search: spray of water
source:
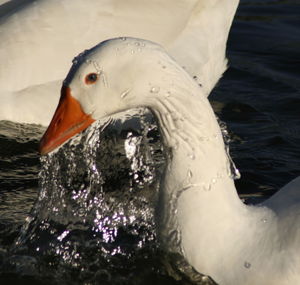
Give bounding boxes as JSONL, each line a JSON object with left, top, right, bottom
{"left": 9, "top": 109, "right": 166, "bottom": 283}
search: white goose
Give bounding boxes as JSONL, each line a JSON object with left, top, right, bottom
{"left": 39, "top": 38, "right": 300, "bottom": 285}
{"left": 0, "top": 0, "right": 238, "bottom": 125}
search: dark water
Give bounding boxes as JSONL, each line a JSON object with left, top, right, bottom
{"left": 0, "top": 0, "right": 300, "bottom": 284}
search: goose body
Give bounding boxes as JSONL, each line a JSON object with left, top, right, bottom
{"left": 40, "top": 38, "right": 300, "bottom": 284}
{"left": 0, "top": 0, "right": 238, "bottom": 125}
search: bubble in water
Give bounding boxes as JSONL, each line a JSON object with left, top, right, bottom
{"left": 244, "top": 261, "right": 251, "bottom": 269}
{"left": 120, "top": 88, "right": 131, "bottom": 99}
{"left": 203, "top": 183, "right": 211, "bottom": 191}
{"left": 188, "top": 153, "right": 196, "bottom": 160}
{"left": 217, "top": 172, "right": 224, "bottom": 179}
{"left": 150, "top": 86, "right": 160, "bottom": 93}
{"left": 229, "top": 167, "right": 241, "bottom": 180}
{"left": 92, "top": 61, "right": 102, "bottom": 74}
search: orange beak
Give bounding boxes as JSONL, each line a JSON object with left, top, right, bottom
{"left": 39, "top": 86, "right": 95, "bottom": 155}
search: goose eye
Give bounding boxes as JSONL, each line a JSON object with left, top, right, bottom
{"left": 85, "top": 73, "right": 98, "bottom": 85}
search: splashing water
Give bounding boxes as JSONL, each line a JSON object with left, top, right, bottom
{"left": 217, "top": 117, "right": 241, "bottom": 180}
{"left": 8, "top": 109, "right": 169, "bottom": 284}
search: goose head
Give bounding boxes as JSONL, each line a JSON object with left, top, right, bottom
{"left": 40, "top": 37, "right": 189, "bottom": 155}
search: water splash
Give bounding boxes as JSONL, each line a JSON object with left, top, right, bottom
{"left": 11, "top": 110, "right": 165, "bottom": 283}
{"left": 218, "top": 117, "right": 241, "bottom": 180}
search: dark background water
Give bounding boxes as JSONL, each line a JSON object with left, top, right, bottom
{"left": 216, "top": 0, "right": 300, "bottom": 199}
{"left": 0, "top": 0, "right": 299, "bottom": 284}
